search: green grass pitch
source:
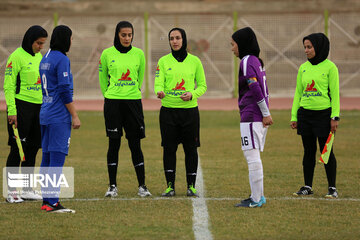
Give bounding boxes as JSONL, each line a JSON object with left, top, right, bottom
{"left": 0, "top": 110, "right": 359, "bottom": 239}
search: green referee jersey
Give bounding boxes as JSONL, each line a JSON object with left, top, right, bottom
{"left": 3, "top": 47, "right": 43, "bottom": 115}
{"left": 154, "top": 53, "right": 207, "bottom": 108}
{"left": 291, "top": 59, "right": 340, "bottom": 121}
{"left": 99, "top": 46, "right": 145, "bottom": 99}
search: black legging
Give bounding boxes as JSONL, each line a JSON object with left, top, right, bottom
{"left": 301, "top": 134, "right": 337, "bottom": 188}
{"left": 163, "top": 143, "right": 198, "bottom": 189}
{"left": 7, "top": 143, "right": 39, "bottom": 191}
{"left": 107, "top": 137, "right": 145, "bottom": 187}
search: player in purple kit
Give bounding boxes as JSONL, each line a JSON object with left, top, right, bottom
{"left": 39, "top": 25, "right": 80, "bottom": 213}
{"left": 231, "top": 27, "right": 273, "bottom": 208}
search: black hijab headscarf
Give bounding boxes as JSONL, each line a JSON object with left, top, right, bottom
{"left": 50, "top": 25, "right": 72, "bottom": 55}
{"left": 232, "top": 27, "right": 260, "bottom": 59}
{"left": 114, "top": 21, "right": 133, "bottom": 53}
{"left": 22, "top": 25, "right": 48, "bottom": 56}
{"left": 303, "top": 33, "right": 329, "bottom": 65}
{"left": 169, "top": 27, "right": 188, "bottom": 62}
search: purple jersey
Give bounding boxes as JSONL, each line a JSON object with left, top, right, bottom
{"left": 238, "top": 55, "right": 269, "bottom": 122}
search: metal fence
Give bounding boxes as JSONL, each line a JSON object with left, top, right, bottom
{"left": 1, "top": 11, "right": 359, "bottom": 99}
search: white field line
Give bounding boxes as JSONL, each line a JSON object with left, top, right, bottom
{"left": 1, "top": 196, "right": 360, "bottom": 204}
{"left": 192, "top": 155, "right": 213, "bottom": 240}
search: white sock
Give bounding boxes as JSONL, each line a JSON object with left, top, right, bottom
{"left": 243, "top": 148, "right": 263, "bottom": 202}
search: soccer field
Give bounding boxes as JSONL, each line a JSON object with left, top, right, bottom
{"left": 0, "top": 110, "right": 359, "bottom": 240}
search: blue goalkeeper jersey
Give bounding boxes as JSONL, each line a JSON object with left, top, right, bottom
{"left": 39, "top": 50, "right": 73, "bottom": 125}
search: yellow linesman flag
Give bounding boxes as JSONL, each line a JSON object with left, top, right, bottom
{"left": 12, "top": 124, "right": 25, "bottom": 162}
{"left": 319, "top": 132, "right": 334, "bottom": 164}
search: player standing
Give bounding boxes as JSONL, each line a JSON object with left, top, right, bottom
{"left": 291, "top": 33, "right": 340, "bottom": 198}
{"left": 231, "top": 27, "right": 273, "bottom": 208}
{"left": 154, "top": 28, "right": 207, "bottom": 197}
{"left": 99, "top": 21, "right": 151, "bottom": 198}
{"left": 3, "top": 25, "right": 47, "bottom": 203}
{"left": 39, "top": 25, "right": 80, "bottom": 213}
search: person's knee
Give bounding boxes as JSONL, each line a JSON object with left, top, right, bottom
{"left": 243, "top": 149, "right": 262, "bottom": 171}
{"left": 108, "top": 138, "right": 121, "bottom": 151}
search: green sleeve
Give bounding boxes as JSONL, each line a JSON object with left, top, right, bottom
{"left": 3, "top": 54, "right": 20, "bottom": 115}
{"left": 154, "top": 58, "right": 165, "bottom": 94}
{"left": 137, "top": 51, "right": 145, "bottom": 89}
{"left": 190, "top": 58, "right": 207, "bottom": 99}
{"left": 291, "top": 66, "right": 303, "bottom": 122}
{"left": 328, "top": 64, "right": 340, "bottom": 118}
{"left": 99, "top": 52, "right": 109, "bottom": 96}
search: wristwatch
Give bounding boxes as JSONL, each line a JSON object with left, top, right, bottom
{"left": 331, "top": 116, "right": 340, "bottom": 121}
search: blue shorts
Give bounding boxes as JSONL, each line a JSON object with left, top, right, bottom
{"left": 41, "top": 123, "right": 71, "bottom": 155}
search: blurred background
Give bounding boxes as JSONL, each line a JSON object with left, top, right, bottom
{"left": 0, "top": 0, "right": 359, "bottom": 99}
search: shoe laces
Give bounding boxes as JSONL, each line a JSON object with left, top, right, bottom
{"left": 188, "top": 185, "right": 197, "bottom": 194}
{"left": 164, "top": 185, "right": 174, "bottom": 193}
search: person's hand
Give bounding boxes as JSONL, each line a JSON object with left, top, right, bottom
{"left": 157, "top": 91, "right": 165, "bottom": 99}
{"left": 72, "top": 116, "right": 81, "bottom": 129}
{"left": 262, "top": 115, "right": 273, "bottom": 127}
{"left": 290, "top": 121, "right": 297, "bottom": 129}
{"left": 8, "top": 115, "right": 17, "bottom": 128}
{"left": 180, "top": 92, "right": 192, "bottom": 101}
{"left": 330, "top": 119, "right": 339, "bottom": 133}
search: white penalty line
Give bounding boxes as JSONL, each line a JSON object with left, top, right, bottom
{"left": 192, "top": 154, "right": 213, "bottom": 240}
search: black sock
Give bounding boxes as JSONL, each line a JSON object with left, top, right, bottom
{"left": 184, "top": 144, "right": 198, "bottom": 188}
{"left": 128, "top": 138, "right": 145, "bottom": 186}
{"left": 163, "top": 144, "right": 178, "bottom": 189}
{"left": 107, "top": 138, "right": 120, "bottom": 186}
{"left": 319, "top": 137, "right": 337, "bottom": 188}
{"left": 301, "top": 135, "right": 316, "bottom": 187}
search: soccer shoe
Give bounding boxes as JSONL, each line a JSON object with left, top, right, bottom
{"left": 41, "top": 201, "right": 51, "bottom": 211}
{"left": 235, "top": 196, "right": 266, "bottom": 208}
{"left": 325, "top": 187, "right": 338, "bottom": 199}
{"left": 46, "top": 202, "right": 75, "bottom": 213}
{"left": 293, "top": 186, "right": 313, "bottom": 196}
{"left": 21, "top": 190, "right": 42, "bottom": 200}
{"left": 6, "top": 192, "right": 24, "bottom": 203}
{"left": 104, "top": 184, "right": 118, "bottom": 197}
{"left": 161, "top": 186, "right": 175, "bottom": 197}
{"left": 138, "top": 185, "right": 152, "bottom": 197}
{"left": 187, "top": 185, "right": 199, "bottom": 197}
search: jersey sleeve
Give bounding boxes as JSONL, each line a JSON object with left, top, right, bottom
{"left": 99, "top": 51, "right": 109, "bottom": 96}
{"left": 57, "top": 57, "right": 73, "bottom": 104}
{"left": 328, "top": 63, "right": 340, "bottom": 118}
{"left": 291, "top": 66, "right": 304, "bottom": 122}
{"left": 137, "top": 50, "right": 145, "bottom": 90}
{"left": 3, "top": 54, "right": 20, "bottom": 115}
{"left": 190, "top": 58, "right": 207, "bottom": 99}
{"left": 154, "top": 58, "right": 165, "bottom": 94}
{"left": 244, "top": 59, "right": 264, "bottom": 103}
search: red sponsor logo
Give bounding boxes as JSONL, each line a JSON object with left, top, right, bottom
{"left": 305, "top": 80, "right": 317, "bottom": 92}
{"left": 7, "top": 62, "right": 12, "bottom": 68}
{"left": 35, "top": 76, "right": 41, "bottom": 85}
{"left": 118, "top": 69, "right": 132, "bottom": 81}
{"left": 172, "top": 79, "right": 186, "bottom": 91}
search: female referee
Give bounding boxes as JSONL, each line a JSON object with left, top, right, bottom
{"left": 154, "top": 27, "right": 207, "bottom": 197}
{"left": 291, "top": 33, "right": 340, "bottom": 198}
{"left": 231, "top": 27, "right": 273, "bottom": 208}
{"left": 99, "top": 21, "right": 151, "bottom": 198}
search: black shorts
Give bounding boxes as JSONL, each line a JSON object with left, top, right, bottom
{"left": 103, "top": 98, "right": 145, "bottom": 139}
{"left": 7, "top": 98, "right": 41, "bottom": 148}
{"left": 159, "top": 106, "right": 200, "bottom": 147}
{"left": 297, "top": 107, "right": 331, "bottom": 137}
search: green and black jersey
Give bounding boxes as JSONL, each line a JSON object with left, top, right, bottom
{"left": 154, "top": 53, "right": 207, "bottom": 108}
{"left": 3, "top": 47, "right": 43, "bottom": 115}
{"left": 99, "top": 46, "right": 145, "bottom": 100}
{"left": 291, "top": 59, "right": 340, "bottom": 121}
